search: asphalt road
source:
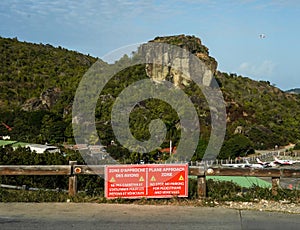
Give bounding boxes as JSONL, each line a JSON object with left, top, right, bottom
{"left": 0, "top": 203, "right": 300, "bottom": 230}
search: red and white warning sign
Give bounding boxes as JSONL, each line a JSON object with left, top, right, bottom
{"left": 147, "top": 164, "right": 188, "bottom": 198}
{"left": 105, "top": 164, "right": 188, "bottom": 199}
{"left": 105, "top": 165, "right": 147, "bottom": 198}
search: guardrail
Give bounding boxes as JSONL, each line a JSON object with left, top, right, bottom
{"left": 1, "top": 162, "right": 300, "bottom": 198}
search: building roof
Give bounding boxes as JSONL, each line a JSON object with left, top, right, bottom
{"left": 11, "top": 142, "right": 29, "bottom": 148}
{"left": 0, "top": 140, "right": 60, "bottom": 153}
{"left": 24, "top": 144, "right": 60, "bottom": 153}
{"left": 0, "top": 140, "right": 18, "bottom": 146}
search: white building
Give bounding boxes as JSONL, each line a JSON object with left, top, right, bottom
{"left": 25, "top": 144, "right": 60, "bottom": 154}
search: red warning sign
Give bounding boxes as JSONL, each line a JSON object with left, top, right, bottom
{"left": 105, "top": 164, "right": 188, "bottom": 199}
{"left": 105, "top": 165, "right": 147, "bottom": 199}
{"left": 147, "top": 164, "right": 188, "bottom": 198}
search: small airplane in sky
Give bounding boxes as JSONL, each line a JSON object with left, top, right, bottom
{"left": 259, "top": 34, "right": 266, "bottom": 39}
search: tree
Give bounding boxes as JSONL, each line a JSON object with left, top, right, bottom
{"left": 219, "top": 134, "right": 254, "bottom": 159}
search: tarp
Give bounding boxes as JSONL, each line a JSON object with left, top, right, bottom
{"left": 189, "top": 175, "right": 272, "bottom": 188}
{"left": 207, "top": 176, "right": 272, "bottom": 188}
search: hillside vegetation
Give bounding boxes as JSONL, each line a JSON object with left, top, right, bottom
{"left": 0, "top": 37, "right": 99, "bottom": 108}
{"left": 1, "top": 35, "right": 300, "bottom": 161}
{"left": 218, "top": 72, "right": 300, "bottom": 152}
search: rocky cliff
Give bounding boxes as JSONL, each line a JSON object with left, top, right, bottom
{"left": 21, "top": 87, "right": 62, "bottom": 111}
{"left": 142, "top": 35, "right": 218, "bottom": 87}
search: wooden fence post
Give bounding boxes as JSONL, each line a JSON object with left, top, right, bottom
{"left": 271, "top": 177, "right": 280, "bottom": 196}
{"left": 197, "top": 175, "right": 206, "bottom": 199}
{"left": 68, "top": 161, "right": 77, "bottom": 196}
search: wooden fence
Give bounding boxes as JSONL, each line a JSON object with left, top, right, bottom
{"left": 1, "top": 162, "right": 300, "bottom": 198}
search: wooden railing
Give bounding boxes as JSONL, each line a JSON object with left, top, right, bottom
{"left": 193, "top": 167, "right": 300, "bottom": 197}
{"left": 1, "top": 162, "right": 300, "bottom": 198}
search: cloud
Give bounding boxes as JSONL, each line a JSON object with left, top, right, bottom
{"left": 3, "top": 0, "right": 299, "bottom": 23}
{"left": 244, "top": 0, "right": 300, "bottom": 10}
{"left": 2, "top": 1, "right": 167, "bottom": 20}
{"left": 238, "top": 60, "right": 276, "bottom": 77}
{"left": 0, "top": 0, "right": 186, "bottom": 31}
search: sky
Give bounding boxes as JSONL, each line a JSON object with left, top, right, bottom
{"left": 1, "top": 0, "right": 300, "bottom": 90}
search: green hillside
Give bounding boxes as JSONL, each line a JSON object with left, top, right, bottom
{"left": 0, "top": 37, "right": 99, "bottom": 109}
{"left": 0, "top": 36, "right": 100, "bottom": 144}
{"left": 217, "top": 72, "right": 300, "bottom": 153}
{"left": 1, "top": 35, "right": 300, "bottom": 162}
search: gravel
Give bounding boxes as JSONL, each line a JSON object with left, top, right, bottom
{"left": 221, "top": 200, "right": 300, "bottom": 214}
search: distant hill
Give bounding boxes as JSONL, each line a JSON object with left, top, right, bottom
{"left": 285, "top": 88, "right": 300, "bottom": 94}
{"left": 1, "top": 35, "right": 300, "bottom": 161}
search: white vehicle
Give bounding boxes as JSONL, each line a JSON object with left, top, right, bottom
{"left": 247, "top": 162, "right": 265, "bottom": 169}
{"left": 222, "top": 160, "right": 251, "bottom": 168}
{"left": 222, "top": 160, "right": 266, "bottom": 169}
{"left": 274, "top": 156, "right": 300, "bottom": 165}
{"left": 256, "top": 158, "right": 277, "bottom": 167}
{"left": 221, "top": 163, "right": 249, "bottom": 168}
{"left": 256, "top": 157, "right": 300, "bottom": 167}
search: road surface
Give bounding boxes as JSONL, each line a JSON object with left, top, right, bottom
{"left": 0, "top": 203, "right": 300, "bottom": 230}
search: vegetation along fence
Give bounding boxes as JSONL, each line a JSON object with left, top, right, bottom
{"left": 1, "top": 161, "right": 300, "bottom": 198}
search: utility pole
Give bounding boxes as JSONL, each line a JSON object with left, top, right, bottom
{"left": 170, "top": 140, "right": 172, "bottom": 157}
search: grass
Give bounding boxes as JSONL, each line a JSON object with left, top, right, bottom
{"left": 0, "top": 189, "right": 70, "bottom": 202}
{"left": 1, "top": 178, "right": 300, "bottom": 204}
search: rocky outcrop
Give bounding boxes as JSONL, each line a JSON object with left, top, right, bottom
{"left": 40, "top": 87, "right": 62, "bottom": 109}
{"left": 234, "top": 126, "right": 244, "bottom": 134}
{"left": 141, "top": 35, "right": 218, "bottom": 87}
{"left": 21, "top": 87, "right": 62, "bottom": 111}
{"left": 21, "top": 98, "right": 48, "bottom": 111}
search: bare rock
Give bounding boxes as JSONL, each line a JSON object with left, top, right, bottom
{"left": 21, "top": 87, "right": 62, "bottom": 111}
{"left": 142, "top": 34, "right": 218, "bottom": 87}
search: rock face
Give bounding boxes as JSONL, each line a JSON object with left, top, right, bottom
{"left": 142, "top": 35, "right": 218, "bottom": 87}
{"left": 21, "top": 98, "right": 49, "bottom": 111}
{"left": 234, "top": 126, "right": 244, "bottom": 134}
{"left": 40, "top": 87, "right": 62, "bottom": 109}
{"left": 21, "top": 87, "right": 62, "bottom": 111}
